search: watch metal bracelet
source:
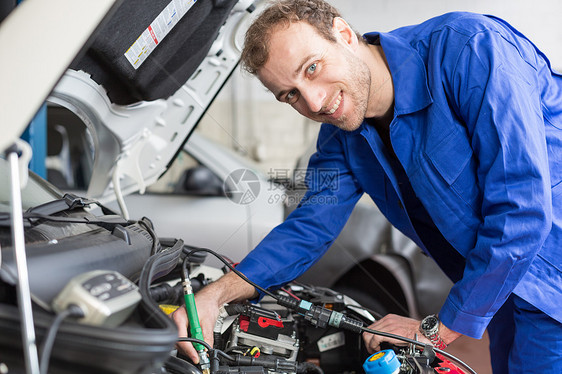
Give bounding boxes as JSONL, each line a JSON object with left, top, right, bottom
{"left": 419, "top": 314, "right": 447, "bottom": 350}
{"left": 427, "top": 331, "right": 447, "bottom": 350}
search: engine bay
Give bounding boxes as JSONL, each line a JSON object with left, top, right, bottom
{"left": 0, "top": 186, "right": 473, "bottom": 374}
{"left": 162, "top": 249, "right": 472, "bottom": 374}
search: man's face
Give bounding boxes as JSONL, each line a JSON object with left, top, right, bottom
{"left": 257, "top": 21, "right": 372, "bottom": 131}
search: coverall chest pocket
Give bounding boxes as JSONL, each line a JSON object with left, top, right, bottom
{"left": 419, "top": 125, "right": 482, "bottom": 231}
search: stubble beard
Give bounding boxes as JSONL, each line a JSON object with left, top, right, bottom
{"left": 327, "top": 54, "right": 371, "bottom": 132}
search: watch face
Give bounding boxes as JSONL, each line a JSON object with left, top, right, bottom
{"left": 422, "top": 315, "right": 438, "bottom": 332}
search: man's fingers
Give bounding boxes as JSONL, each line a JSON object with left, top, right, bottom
{"left": 362, "top": 325, "right": 387, "bottom": 353}
{"left": 362, "top": 330, "right": 381, "bottom": 353}
{"left": 362, "top": 314, "right": 427, "bottom": 353}
{"left": 171, "top": 306, "right": 200, "bottom": 364}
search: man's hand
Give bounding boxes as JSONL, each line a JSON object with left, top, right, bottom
{"left": 171, "top": 294, "right": 220, "bottom": 364}
{"left": 171, "top": 271, "right": 258, "bottom": 363}
{"left": 362, "top": 314, "right": 462, "bottom": 353}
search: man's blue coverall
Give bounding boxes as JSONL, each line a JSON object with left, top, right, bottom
{"left": 236, "top": 12, "right": 562, "bottom": 372}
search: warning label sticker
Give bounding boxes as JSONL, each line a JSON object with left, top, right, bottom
{"left": 317, "top": 331, "right": 345, "bottom": 352}
{"left": 124, "top": 0, "right": 197, "bottom": 69}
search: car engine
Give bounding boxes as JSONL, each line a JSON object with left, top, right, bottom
{"left": 151, "top": 247, "right": 472, "bottom": 374}
{"left": 0, "top": 190, "right": 472, "bottom": 374}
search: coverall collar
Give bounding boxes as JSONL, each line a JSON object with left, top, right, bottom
{"left": 363, "top": 31, "right": 433, "bottom": 116}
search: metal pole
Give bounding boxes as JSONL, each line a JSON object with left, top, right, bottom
{"left": 8, "top": 145, "right": 40, "bottom": 374}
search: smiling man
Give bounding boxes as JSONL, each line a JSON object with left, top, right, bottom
{"left": 173, "top": 1, "right": 562, "bottom": 372}
{"left": 254, "top": 19, "right": 391, "bottom": 131}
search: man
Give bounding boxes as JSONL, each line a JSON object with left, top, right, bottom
{"left": 173, "top": 1, "right": 562, "bottom": 372}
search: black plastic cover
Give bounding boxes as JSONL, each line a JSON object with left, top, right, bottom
{"left": 0, "top": 221, "right": 153, "bottom": 308}
{"left": 72, "top": 0, "right": 239, "bottom": 104}
{"left": 0, "top": 237, "right": 184, "bottom": 374}
{"left": 0, "top": 303, "right": 177, "bottom": 374}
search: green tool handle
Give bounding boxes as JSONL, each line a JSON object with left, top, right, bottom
{"left": 184, "top": 293, "right": 205, "bottom": 352}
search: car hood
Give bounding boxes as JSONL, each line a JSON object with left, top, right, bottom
{"left": 2, "top": 0, "right": 260, "bottom": 203}
{"left": 0, "top": 0, "right": 118, "bottom": 157}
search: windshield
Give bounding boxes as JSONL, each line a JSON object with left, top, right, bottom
{"left": 0, "top": 158, "right": 62, "bottom": 213}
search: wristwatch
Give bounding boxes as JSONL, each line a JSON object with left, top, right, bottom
{"left": 419, "top": 314, "right": 447, "bottom": 350}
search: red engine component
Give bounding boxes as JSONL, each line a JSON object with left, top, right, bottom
{"left": 434, "top": 353, "right": 468, "bottom": 374}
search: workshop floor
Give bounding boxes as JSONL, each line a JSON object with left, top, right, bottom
{"left": 444, "top": 330, "right": 492, "bottom": 374}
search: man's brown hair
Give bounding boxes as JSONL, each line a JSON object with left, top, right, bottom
{"left": 241, "top": 0, "right": 347, "bottom": 75}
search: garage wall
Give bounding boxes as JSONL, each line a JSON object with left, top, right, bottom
{"left": 332, "top": 0, "right": 561, "bottom": 67}
{"left": 196, "top": 0, "right": 562, "bottom": 173}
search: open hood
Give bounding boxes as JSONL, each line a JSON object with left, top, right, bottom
{"left": 0, "top": 0, "right": 118, "bottom": 156}
{"left": 48, "top": 0, "right": 259, "bottom": 203}
{"left": 2, "top": 0, "right": 260, "bottom": 203}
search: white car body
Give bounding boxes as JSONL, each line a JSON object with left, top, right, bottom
{"left": 109, "top": 132, "right": 285, "bottom": 265}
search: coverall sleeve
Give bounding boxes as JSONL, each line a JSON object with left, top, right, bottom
{"left": 438, "top": 29, "right": 552, "bottom": 338}
{"left": 235, "top": 124, "right": 364, "bottom": 298}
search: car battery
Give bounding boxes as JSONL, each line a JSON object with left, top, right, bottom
{"left": 229, "top": 311, "right": 300, "bottom": 361}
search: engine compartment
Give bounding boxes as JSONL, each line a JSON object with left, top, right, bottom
{"left": 0, "top": 188, "right": 472, "bottom": 374}
{"left": 158, "top": 256, "right": 470, "bottom": 374}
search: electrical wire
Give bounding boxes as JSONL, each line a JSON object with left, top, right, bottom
{"left": 181, "top": 255, "right": 190, "bottom": 282}
{"left": 224, "top": 345, "right": 248, "bottom": 354}
{"left": 186, "top": 246, "right": 477, "bottom": 374}
{"left": 280, "top": 287, "right": 301, "bottom": 301}
{"left": 177, "top": 337, "right": 238, "bottom": 363}
{"left": 184, "top": 247, "right": 277, "bottom": 299}
{"left": 39, "top": 304, "right": 84, "bottom": 374}
{"left": 112, "top": 162, "right": 130, "bottom": 220}
{"left": 178, "top": 337, "right": 213, "bottom": 352}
